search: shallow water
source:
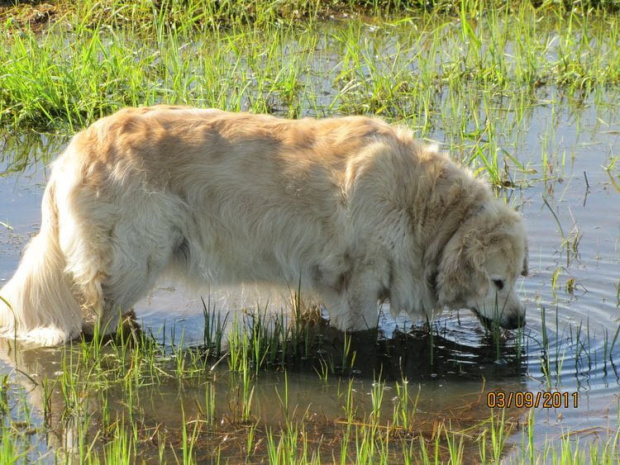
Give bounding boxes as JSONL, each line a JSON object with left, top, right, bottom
{"left": 1, "top": 57, "right": 619, "bottom": 465}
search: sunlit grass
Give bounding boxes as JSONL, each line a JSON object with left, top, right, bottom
{"left": 1, "top": 2, "right": 618, "bottom": 186}
{"left": 1, "top": 4, "right": 619, "bottom": 125}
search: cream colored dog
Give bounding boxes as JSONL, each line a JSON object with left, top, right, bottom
{"left": 0, "top": 106, "right": 528, "bottom": 346}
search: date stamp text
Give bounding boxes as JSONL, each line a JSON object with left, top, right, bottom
{"left": 487, "top": 391, "right": 578, "bottom": 409}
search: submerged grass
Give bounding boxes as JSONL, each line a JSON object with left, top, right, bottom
{"left": 0, "top": 312, "right": 617, "bottom": 463}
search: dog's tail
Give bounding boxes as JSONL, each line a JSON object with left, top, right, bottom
{"left": 0, "top": 176, "right": 83, "bottom": 346}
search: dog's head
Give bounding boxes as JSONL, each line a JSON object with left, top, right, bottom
{"left": 436, "top": 203, "right": 528, "bottom": 330}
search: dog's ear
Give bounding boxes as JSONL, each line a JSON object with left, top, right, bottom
{"left": 521, "top": 239, "right": 529, "bottom": 277}
{"left": 437, "top": 232, "right": 488, "bottom": 308}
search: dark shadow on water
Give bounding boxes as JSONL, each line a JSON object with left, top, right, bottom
{"left": 195, "top": 315, "right": 527, "bottom": 383}
{"left": 323, "top": 326, "right": 526, "bottom": 381}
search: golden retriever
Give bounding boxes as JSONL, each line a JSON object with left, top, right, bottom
{"left": 0, "top": 106, "right": 528, "bottom": 346}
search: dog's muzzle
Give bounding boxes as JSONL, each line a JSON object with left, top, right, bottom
{"left": 473, "top": 309, "right": 526, "bottom": 330}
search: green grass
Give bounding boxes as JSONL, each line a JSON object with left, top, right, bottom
{"left": 2, "top": 1, "right": 619, "bottom": 33}
{"left": 1, "top": 3, "right": 620, "bottom": 124}
{"left": 1, "top": 1, "right": 618, "bottom": 188}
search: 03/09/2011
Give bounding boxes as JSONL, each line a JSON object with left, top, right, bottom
{"left": 487, "top": 391, "right": 578, "bottom": 409}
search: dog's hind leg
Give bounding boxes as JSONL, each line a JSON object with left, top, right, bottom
{"left": 60, "top": 186, "right": 184, "bottom": 337}
{"left": 90, "top": 205, "right": 184, "bottom": 337}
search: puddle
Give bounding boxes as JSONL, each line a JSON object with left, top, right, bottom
{"left": 1, "top": 33, "right": 619, "bottom": 465}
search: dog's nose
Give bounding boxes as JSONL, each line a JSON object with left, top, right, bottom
{"left": 502, "top": 314, "right": 526, "bottom": 330}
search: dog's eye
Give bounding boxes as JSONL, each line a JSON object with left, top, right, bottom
{"left": 492, "top": 279, "right": 504, "bottom": 290}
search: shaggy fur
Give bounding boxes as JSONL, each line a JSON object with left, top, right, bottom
{"left": 0, "top": 106, "right": 528, "bottom": 346}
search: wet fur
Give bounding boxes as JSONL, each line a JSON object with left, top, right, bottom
{"left": 0, "top": 106, "right": 528, "bottom": 346}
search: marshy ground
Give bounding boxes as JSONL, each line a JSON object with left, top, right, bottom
{"left": 0, "top": 1, "right": 619, "bottom": 463}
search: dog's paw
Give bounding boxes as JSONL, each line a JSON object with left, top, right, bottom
{"left": 14, "top": 327, "right": 77, "bottom": 347}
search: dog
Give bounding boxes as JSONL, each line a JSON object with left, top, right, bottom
{"left": 0, "top": 106, "right": 528, "bottom": 346}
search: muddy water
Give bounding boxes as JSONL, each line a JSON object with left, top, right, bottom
{"left": 1, "top": 95, "right": 619, "bottom": 460}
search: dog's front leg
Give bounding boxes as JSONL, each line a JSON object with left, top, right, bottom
{"left": 327, "top": 260, "right": 387, "bottom": 332}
